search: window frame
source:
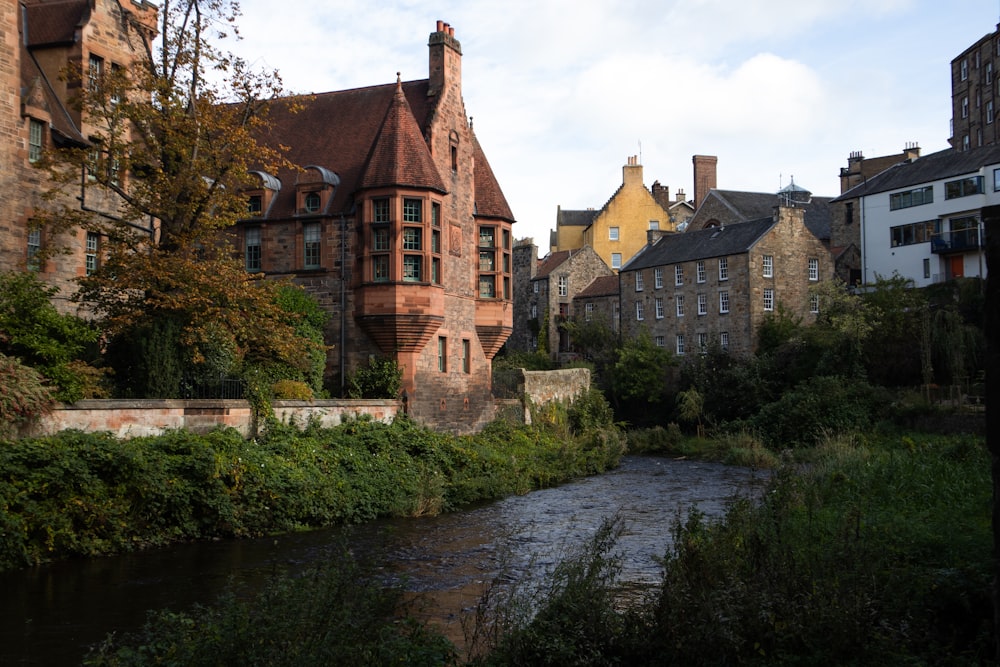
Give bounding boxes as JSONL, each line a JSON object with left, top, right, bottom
{"left": 718, "top": 257, "right": 728, "bottom": 281}
{"left": 655, "top": 297, "right": 664, "bottom": 319}
{"left": 808, "top": 257, "right": 819, "bottom": 281}
{"left": 696, "top": 260, "right": 706, "bottom": 283}
{"left": 763, "top": 287, "right": 774, "bottom": 312}
{"left": 674, "top": 265, "right": 684, "bottom": 286}
{"left": 609, "top": 226, "right": 620, "bottom": 241}
{"left": 762, "top": 255, "right": 773, "bottom": 278}
{"left": 245, "top": 226, "right": 262, "bottom": 272}
{"left": 28, "top": 119, "right": 44, "bottom": 162}
{"left": 676, "top": 295, "right": 684, "bottom": 317}
{"left": 635, "top": 300, "right": 644, "bottom": 321}
{"left": 85, "top": 232, "right": 100, "bottom": 276}
{"left": 654, "top": 267, "right": 663, "bottom": 289}
{"left": 697, "top": 293, "right": 707, "bottom": 315}
{"left": 303, "top": 222, "right": 321, "bottom": 269}
{"left": 719, "top": 290, "right": 729, "bottom": 314}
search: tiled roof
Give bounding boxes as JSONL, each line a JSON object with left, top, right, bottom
{"left": 623, "top": 216, "right": 776, "bottom": 272}
{"left": 259, "top": 80, "right": 436, "bottom": 217}
{"left": 533, "top": 249, "right": 572, "bottom": 279}
{"left": 557, "top": 208, "right": 600, "bottom": 227}
{"left": 700, "top": 189, "right": 832, "bottom": 241}
{"left": 574, "top": 274, "right": 619, "bottom": 299}
{"left": 472, "top": 131, "right": 514, "bottom": 221}
{"left": 358, "top": 79, "right": 446, "bottom": 194}
{"left": 833, "top": 144, "right": 1000, "bottom": 200}
{"left": 22, "top": 0, "right": 88, "bottom": 47}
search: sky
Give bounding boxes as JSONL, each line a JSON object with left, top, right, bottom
{"left": 229, "top": 0, "right": 1000, "bottom": 254}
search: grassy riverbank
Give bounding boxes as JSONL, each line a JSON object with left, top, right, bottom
{"left": 82, "top": 429, "right": 992, "bottom": 665}
{"left": 0, "top": 412, "right": 625, "bottom": 572}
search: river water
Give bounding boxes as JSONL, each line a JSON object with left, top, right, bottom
{"left": 0, "top": 456, "right": 767, "bottom": 665}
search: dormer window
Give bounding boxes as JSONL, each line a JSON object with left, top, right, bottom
{"left": 248, "top": 195, "right": 263, "bottom": 216}
{"left": 242, "top": 171, "right": 281, "bottom": 219}
{"left": 303, "top": 192, "right": 321, "bottom": 213}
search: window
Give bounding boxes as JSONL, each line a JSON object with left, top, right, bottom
{"left": 762, "top": 255, "right": 773, "bottom": 278}
{"left": 989, "top": 62, "right": 994, "bottom": 84}
{"left": 304, "top": 223, "right": 321, "bottom": 268}
{"left": 989, "top": 101, "right": 995, "bottom": 124}
{"left": 635, "top": 301, "right": 644, "bottom": 321}
{"left": 432, "top": 257, "right": 441, "bottom": 284}
{"left": 531, "top": 304, "right": 538, "bottom": 319}
{"left": 304, "top": 192, "right": 321, "bottom": 213}
{"left": 675, "top": 265, "right": 684, "bottom": 286}
{"left": 697, "top": 294, "right": 707, "bottom": 315}
{"left": 373, "top": 198, "right": 390, "bottom": 223}
{"left": 612, "top": 302, "right": 620, "bottom": 332}
{"left": 403, "top": 254, "right": 421, "bottom": 282}
{"left": 635, "top": 272, "right": 643, "bottom": 292}
{"left": 889, "top": 185, "right": 933, "bottom": 210}
{"left": 763, "top": 288, "right": 774, "bottom": 311}
{"left": 479, "top": 227, "right": 495, "bottom": 247}
{"left": 611, "top": 253, "right": 622, "bottom": 269}
{"left": 107, "top": 152, "right": 121, "bottom": 187}
{"left": 995, "top": 168, "right": 1000, "bottom": 192}
{"left": 245, "top": 227, "right": 261, "bottom": 272}
{"left": 533, "top": 282, "right": 539, "bottom": 294}
{"left": 945, "top": 175, "right": 984, "bottom": 199}
{"left": 655, "top": 298, "right": 664, "bottom": 319}
{"left": 28, "top": 119, "right": 43, "bottom": 162}
{"left": 696, "top": 261, "right": 706, "bottom": 283}
{"left": 479, "top": 274, "right": 495, "bottom": 297}
{"left": 462, "top": 339, "right": 470, "bottom": 374}
{"left": 85, "top": 232, "right": 99, "bottom": 276}
{"left": 720, "top": 331, "right": 729, "bottom": 350}
{"left": 403, "top": 227, "right": 422, "bottom": 251}
{"left": 676, "top": 295, "right": 685, "bottom": 317}
{"left": 373, "top": 228, "right": 389, "bottom": 251}
{"left": 609, "top": 226, "right": 619, "bottom": 241}
{"left": 649, "top": 220, "right": 659, "bottom": 230}
{"left": 676, "top": 334, "right": 685, "bottom": 356}
{"left": 654, "top": 267, "right": 663, "bottom": 289}
{"left": 558, "top": 275, "right": 568, "bottom": 296}
{"left": 962, "top": 96, "right": 969, "bottom": 118}
{"left": 890, "top": 220, "right": 936, "bottom": 247}
{"left": 719, "top": 290, "right": 729, "bottom": 314}
{"left": 432, "top": 202, "right": 441, "bottom": 227}
{"left": 718, "top": 257, "right": 728, "bottom": 281}
{"left": 809, "top": 293, "right": 820, "bottom": 314}
{"left": 438, "top": 336, "right": 447, "bottom": 372}
{"left": 585, "top": 303, "right": 594, "bottom": 321}
{"left": 845, "top": 202, "right": 854, "bottom": 225}
{"left": 808, "top": 257, "right": 819, "bottom": 281}
{"left": 373, "top": 255, "right": 389, "bottom": 282}
{"left": 403, "top": 198, "right": 422, "bottom": 222}
{"left": 88, "top": 54, "right": 103, "bottom": 93}
{"left": 247, "top": 195, "right": 263, "bottom": 216}
{"left": 697, "top": 333, "right": 708, "bottom": 353}
{"left": 27, "top": 228, "right": 41, "bottom": 270}
{"left": 655, "top": 336, "right": 665, "bottom": 348}
{"left": 961, "top": 59, "right": 968, "bottom": 81}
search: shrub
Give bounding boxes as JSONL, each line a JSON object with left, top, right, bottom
{"left": 0, "top": 354, "right": 55, "bottom": 439}
{"left": 567, "top": 387, "right": 614, "bottom": 434}
{"left": 271, "top": 379, "right": 313, "bottom": 400}
{"left": 346, "top": 357, "right": 402, "bottom": 398}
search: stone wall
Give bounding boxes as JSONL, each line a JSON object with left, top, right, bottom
{"left": 25, "top": 399, "right": 398, "bottom": 439}
{"left": 522, "top": 367, "right": 591, "bottom": 407}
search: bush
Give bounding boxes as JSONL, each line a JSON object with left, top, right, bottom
{"left": 346, "top": 357, "right": 402, "bottom": 398}
{"left": 271, "top": 379, "right": 313, "bottom": 400}
{"left": 567, "top": 387, "right": 614, "bottom": 434}
{"left": 0, "top": 354, "right": 55, "bottom": 439}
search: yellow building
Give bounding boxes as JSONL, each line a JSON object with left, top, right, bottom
{"left": 550, "top": 156, "right": 686, "bottom": 270}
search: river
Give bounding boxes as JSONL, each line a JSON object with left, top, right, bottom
{"left": 0, "top": 456, "right": 767, "bottom": 665}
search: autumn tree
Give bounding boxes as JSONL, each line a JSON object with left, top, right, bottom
{"left": 35, "top": 0, "right": 318, "bottom": 394}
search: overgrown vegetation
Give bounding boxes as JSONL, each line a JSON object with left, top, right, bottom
{"left": 0, "top": 412, "right": 624, "bottom": 571}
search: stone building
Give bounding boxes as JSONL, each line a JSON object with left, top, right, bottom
{"left": 572, "top": 274, "right": 621, "bottom": 335}
{"left": 235, "top": 21, "right": 515, "bottom": 432}
{"left": 619, "top": 206, "right": 832, "bottom": 357}
{"left": 549, "top": 156, "right": 683, "bottom": 271}
{"left": 510, "top": 241, "right": 612, "bottom": 360}
{"left": 951, "top": 24, "right": 1000, "bottom": 152}
{"left": 0, "top": 0, "right": 156, "bottom": 311}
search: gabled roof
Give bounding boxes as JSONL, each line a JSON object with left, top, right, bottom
{"left": 623, "top": 216, "right": 776, "bottom": 272}
{"left": 22, "top": 0, "right": 89, "bottom": 47}
{"left": 833, "top": 144, "right": 1000, "bottom": 201}
{"left": 696, "top": 189, "right": 832, "bottom": 241}
{"left": 533, "top": 249, "right": 573, "bottom": 279}
{"left": 358, "top": 79, "right": 446, "bottom": 194}
{"left": 574, "top": 274, "right": 619, "bottom": 299}
{"left": 472, "top": 130, "right": 514, "bottom": 221}
{"left": 557, "top": 208, "right": 600, "bottom": 227}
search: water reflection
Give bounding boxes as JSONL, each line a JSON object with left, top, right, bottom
{"left": 0, "top": 456, "right": 765, "bottom": 665}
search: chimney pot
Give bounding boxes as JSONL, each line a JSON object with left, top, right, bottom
{"left": 436, "top": 20, "right": 444, "bottom": 32}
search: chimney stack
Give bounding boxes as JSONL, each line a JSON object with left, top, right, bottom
{"left": 692, "top": 155, "right": 717, "bottom": 210}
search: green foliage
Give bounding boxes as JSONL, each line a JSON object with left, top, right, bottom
{"left": 625, "top": 424, "right": 683, "bottom": 454}
{"left": 0, "top": 354, "right": 56, "bottom": 440}
{"left": 609, "top": 330, "right": 674, "bottom": 426}
{"left": 104, "top": 316, "right": 186, "bottom": 398}
{"left": 0, "top": 271, "right": 102, "bottom": 402}
{"left": 566, "top": 387, "right": 614, "bottom": 434}
{"left": 272, "top": 284, "right": 329, "bottom": 393}
{"left": 492, "top": 349, "right": 555, "bottom": 372}
{"left": 271, "top": 379, "right": 314, "bottom": 400}
{"left": 84, "top": 548, "right": 457, "bottom": 666}
{"left": 346, "top": 357, "right": 402, "bottom": 399}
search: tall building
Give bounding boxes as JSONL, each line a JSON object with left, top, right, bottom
{"left": 235, "top": 21, "right": 515, "bottom": 432}
{"left": 951, "top": 23, "right": 1000, "bottom": 151}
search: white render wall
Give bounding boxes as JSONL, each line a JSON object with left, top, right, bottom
{"left": 861, "top": 164, "right": 997, "bottom": 287}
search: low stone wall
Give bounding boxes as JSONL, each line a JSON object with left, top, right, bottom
{"left": 522, "top": 368, "right": 591, "bottom": 407}
{"left": 27, "top": 399, "right": 399, "bottom": 439}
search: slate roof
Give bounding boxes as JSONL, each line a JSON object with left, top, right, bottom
{"left": 574, "top": 274, "right": 619, "bottom": 299}
{"left": 22, "top": 0, "right": 88, "bottom": 47}
{"left": 833, "top": 144, "right": 1000, "bottom": 201}
{"left": 623, "top": 216, "right": 776, "bottom": 272}
{"left": 699, "top": 189, "right": 833, "bottom": 241}
{"left": 557, "top": 208, "right": 600, "bottom": 227}
{"left": 533, "top": 249, "right": 573, "bottom": 279}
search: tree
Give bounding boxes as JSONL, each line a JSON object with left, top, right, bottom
{"left": 35, "top": 0, "right": 319, "bottom": 384}
{"left": 609, "top": 330, "right": 674, "bottom": 425}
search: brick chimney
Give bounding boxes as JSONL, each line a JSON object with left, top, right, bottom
{"left": 692, "top": 155, "right": 717, "bottom": 210}
{"left": 428, "top": 20, "right": 462, "bottom": 98}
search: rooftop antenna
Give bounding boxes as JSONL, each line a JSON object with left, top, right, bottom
{"left": 638, "top": 140, "right": 642, "bottom": 164}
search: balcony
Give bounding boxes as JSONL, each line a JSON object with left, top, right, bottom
{"left": 931, "top": 228, "right": 982, "bottom": 254}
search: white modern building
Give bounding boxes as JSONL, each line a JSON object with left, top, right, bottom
{"left": 834, "top": 145, "right": 999, "bottom": 287}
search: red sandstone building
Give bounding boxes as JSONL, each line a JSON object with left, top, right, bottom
{"left": 233, "top": 21, "right": 515, "bottom": 431}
